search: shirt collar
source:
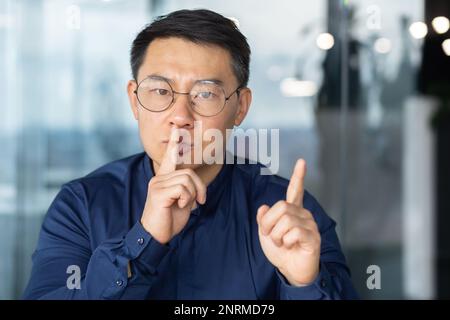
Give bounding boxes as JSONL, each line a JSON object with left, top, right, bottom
{"left": 142, "top": 152, "right": 233, "bottom": 216}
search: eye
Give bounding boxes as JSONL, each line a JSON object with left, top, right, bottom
{"left": 198, "top": 91, "right": 214, "bottom": 99}
{"left": 152, "top": 88, "right": 169, "bottom": 96}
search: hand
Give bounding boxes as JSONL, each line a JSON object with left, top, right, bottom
{"left": 140, "top": 128, "right": 207, "bottom": 244}
{"left": 256, "top": 159, "right": 321, "bottom": 286}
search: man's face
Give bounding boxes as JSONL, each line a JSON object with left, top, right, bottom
{"left": 127, "top": 37, "right": 251, "bottom": 171}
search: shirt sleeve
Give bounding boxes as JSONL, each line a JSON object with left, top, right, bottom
{"left": 277, "top": 261, "right": 357, "bottom": 300}
{"left": 22, "top": 183, "right": 171, "bottom": 300}
{"left": 276, "top": 192, "right": 359, "bottom": 300}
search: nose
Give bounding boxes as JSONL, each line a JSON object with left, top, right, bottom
{"left": 168, "top": 93, "right": 195, "bottom": 129}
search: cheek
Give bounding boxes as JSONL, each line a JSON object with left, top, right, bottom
{"left": 224, "top": 102, "right": 241, "bottom": 125}
{"left": 200, "top": 117, "right": 234, "bottom": 146}
{"left": 137, "top": 110, "right": 157, "bottom": 135}
{"left": 214, "top": 104, "right": 238, "bottom": 128}
{"left": 137, "top": 111, "right": 165, "bottom": 155}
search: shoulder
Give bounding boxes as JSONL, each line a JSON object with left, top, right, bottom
{"left": 82, "top": 152, "right": 146, "bottom": 183}
{"left": 63, "top": 152, "right": 146, "bottom": 198}
{"left": 41, "top": 153, "right": 147, "bottom": 239}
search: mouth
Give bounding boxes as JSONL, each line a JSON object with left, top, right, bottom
{"left": 162, "top": 140, "right": 194, "bottom": 155}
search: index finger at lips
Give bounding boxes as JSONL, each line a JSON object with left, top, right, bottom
{"left": 286, "top": 159, "right": 306, "bottom": 207}
{"left": 158, "top": 128, "right": 179, "bottom": 175}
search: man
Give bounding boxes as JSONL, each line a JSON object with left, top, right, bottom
{"left": 23, "top": 9, "right": 357, "bottom": 299}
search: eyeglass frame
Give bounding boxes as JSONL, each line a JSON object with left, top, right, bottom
{"left": 133, "top": 76, "right": 243, "bottom": 117}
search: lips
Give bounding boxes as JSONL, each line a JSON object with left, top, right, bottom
{"left": 161, "top": 140, "right": 193, "bottom": 146}
{"left": 162, "top": 140, "right": 193, "bottom": 155}
{"left": 178, "top": 142, "right": 193, "bottom": 155}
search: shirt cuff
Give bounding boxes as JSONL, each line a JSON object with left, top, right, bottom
{"left": 277, "top": 262, "right": 334, "bottom": 300}
{"left": 124, "top": 221, "right": 171, "bottom": 275}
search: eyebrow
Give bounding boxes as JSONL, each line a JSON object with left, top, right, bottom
{"left": 145, "top": 74, "right": 225, "bottom": 86}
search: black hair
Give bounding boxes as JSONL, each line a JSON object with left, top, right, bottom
{"left": 130, "top": 9, "right": 251, "bottom": 87}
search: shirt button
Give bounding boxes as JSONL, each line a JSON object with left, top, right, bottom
{"left": 116, "top": 279, "right": 123, "bottom": 287}
{"left": 137, "top": 237, "right": 144, "bottom": 245}
{"left": 320, "top": 279, "right": 327, "bottom": 288}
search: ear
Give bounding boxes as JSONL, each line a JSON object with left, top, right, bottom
{"left": 234, "top": 87, "right": 252, "bottom": 126}
{"left": 127, "top": 80, "right": 139, "bottom": 120}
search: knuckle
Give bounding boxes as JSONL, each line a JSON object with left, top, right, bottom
{"left": 293, "top": 226, "right": 302, "bottom": 237}
{"left": 149, "top": 181, "right": 160, "bottom": 191}
{"left": 276, "top": 200, "right": 289, "bottom": 212}
{"left": 261, "top": 220, "right": 270, "bottom": 233}
{"left": 148, "top": 177, "right": 157, "bottom": 187}
{"left": 270, "top": 231, "right": 281, "bottom": 242}
{"left": 182, "top": 168, "right": 195, "bottom": 176}
{"left": 175, "top": 184, "right": 185, "bottom": 193}
{"left": 303, "top": 217, "right": 317, "bottom": 230}
{"left": 274, "top": 200, "right": 284, "bottom": 207}
{"left": 286, "top": 213, "right": 297, "bottom": 225}
{"left": 279, "top": 214, "right": 290, "bottom": 226}
{"left": 302, "top": 209, "right": 313, "bottom": 219}
{"left": 270, "top": 224, "right": 280, "bottom": 236}
{"left": 274, "top": 200, "right": 287, "bottom": 212}
{"left": 182, "top": 175, "right": 196, "bottom": 190}
{"left": 180, "top": 174, "right": 191, "bottom": 185}
{"left": 261, "top": 213, "right": 271, "bottom": 227}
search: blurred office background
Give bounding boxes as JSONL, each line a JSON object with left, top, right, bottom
{"left": 1, "top": 0, "right": 449, "bottom": 299}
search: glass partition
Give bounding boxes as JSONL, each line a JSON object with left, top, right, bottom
{"left": 0, "top": 0, "right": 435, "bottom": 299}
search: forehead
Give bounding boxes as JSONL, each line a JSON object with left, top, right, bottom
{"left": 138, "top": 37, "right": 236, "bottom": 85}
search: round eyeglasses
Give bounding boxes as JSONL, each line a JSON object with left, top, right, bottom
{"left": 133, "top": 76, "right": 242, "bottom": 117}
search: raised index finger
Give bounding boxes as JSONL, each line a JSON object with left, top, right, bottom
{"left": 158, "top": 128, "right": 180, "bottom": 175}
{"left": 286, "top": 158, "right": 306, "bottom": 207}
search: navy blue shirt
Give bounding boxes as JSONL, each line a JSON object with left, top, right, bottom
{"left": 23, "top": 152, "right": 358, "bottom": 299}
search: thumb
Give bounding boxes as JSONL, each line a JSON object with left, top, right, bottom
{"left": 256, "top": 204, "right": 270, "bottom": 226}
